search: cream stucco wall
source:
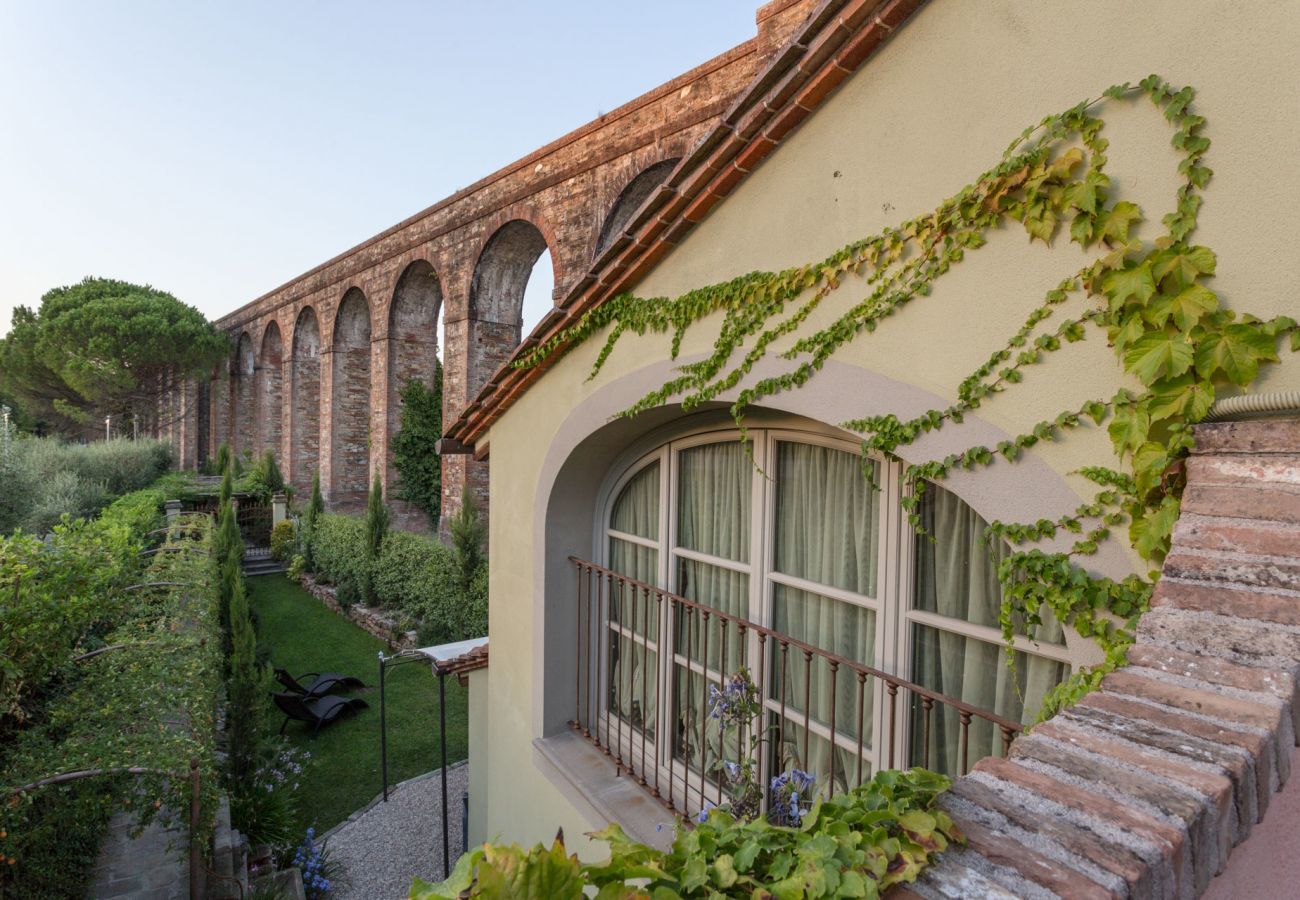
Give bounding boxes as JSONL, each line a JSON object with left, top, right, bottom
{"left": 469, "top": 0, "right": 1300, "bottom": 854}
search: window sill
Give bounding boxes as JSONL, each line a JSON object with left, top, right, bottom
{"left": 532, "top": 731, "right": 675, "bottom": 851}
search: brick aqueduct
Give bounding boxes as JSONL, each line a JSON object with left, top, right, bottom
{"left": 156, "top": 1, "right": 815, "bottom": 531}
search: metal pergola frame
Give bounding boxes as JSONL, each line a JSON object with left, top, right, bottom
{"left": 377, "top": 637, "right": 487, "bottom": 879}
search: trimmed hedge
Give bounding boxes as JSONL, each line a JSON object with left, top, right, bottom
{"left": 308, "top": 514, "right": 487, "bottom": 644}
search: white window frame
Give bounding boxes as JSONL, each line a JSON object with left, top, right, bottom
{"left": 593, "top": 422, "right": 1073, "bottom": 811}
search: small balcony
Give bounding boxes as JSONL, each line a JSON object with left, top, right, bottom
{"left": 567, "top": 557, "right": 1024, "bottom": 822}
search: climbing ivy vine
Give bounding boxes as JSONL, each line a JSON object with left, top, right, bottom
{"left": 517, "top": 76, "right": 1300, "bottom": 718}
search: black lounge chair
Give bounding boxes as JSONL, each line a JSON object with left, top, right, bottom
{"left": 274, "top": 667, "right": 365, "bottom": 699}
{"left": 273, "top": 692, "right": 369, "bottom": 738}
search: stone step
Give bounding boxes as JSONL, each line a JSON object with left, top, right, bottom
{"left": 1162, "top": 547, "right": 1300, "bottom": 593}
{"left": 1190, "top": 419, "right": 1300, "bottom": 455}
{"left": 942, "top": 769, "right": 1154, "bottom": 897}
{"left": 1137, "top": 605, "right": 1300, "bottom": 668}
{"left": 1172, "top": 513, "right": 1300, "bottom": 559}
{"left": 1181, "top": 480, "right": 1300, "bottom": 525}
{"left": 1152, "top": 575, "right": 1300, "bottom": 626}
{"left": 1010, "top": 731, "right": 1224, "bottom": 892}
{"left": 1124, "top": 642, "right": 1300, "bottom": 738}
{"left": 1185, "top": 454, "right": 1300, "bottom": 487}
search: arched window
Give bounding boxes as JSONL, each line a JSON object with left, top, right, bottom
{"left": 585, "top": 426, "right": 1069, "bottom": 813}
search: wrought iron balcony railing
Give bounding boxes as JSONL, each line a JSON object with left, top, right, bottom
{"left": 569, "top": 557, "right": 1024, "bottom": 820}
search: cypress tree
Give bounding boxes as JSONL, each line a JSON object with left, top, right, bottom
{"left": 363, "top": 471, "right": 389, "bottom": 602}
{"left": 301, "top": 470, "right": 324, "bottom": 568}
{"left": 450, "top": 484, "right": 485, "bottom": 591}
{"left": 225, "top": 574, "right": 265, "bottom": 782}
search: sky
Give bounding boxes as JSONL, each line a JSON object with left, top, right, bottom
{"left": 0, "top": 0, "right": 761, "bottom": 340}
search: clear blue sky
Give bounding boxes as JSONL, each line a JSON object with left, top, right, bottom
{"left": 0, "top": 1, "right": 761, "bottom": 337}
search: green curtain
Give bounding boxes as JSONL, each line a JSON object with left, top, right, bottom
{"left": 910, "top": 483, "right": 1068, "bottom": 775}
{"left": 672, "top": 443, "right": 751, "bottom": 775}
{"left": 608, "top": 463, "right": 660, "bottom": 737}
{"left": 770, "top": 444, "right": 880, "bottom": 792}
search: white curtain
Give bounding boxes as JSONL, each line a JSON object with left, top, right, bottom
{"left": 771, "top": 444, "right": 880, "bottom": 792}
{"left": 910, "top": 483, "right": 1068, "bottom": 775}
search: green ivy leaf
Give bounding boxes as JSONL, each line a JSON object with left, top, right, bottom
{"left": 1095, "top": 201, "right": 1142, "bottom": 245}
{"left": 1146, "top": 375, "right": 1214, "bottom": 423}
{"left": 1123, "top": 332, "right": 1194, "bottom": 385}
{"left": 1151, "top": 244, "right": 1216, "bottom": 288}
{"left": 1108, "top": 405, "right": 1151, "bottom": 457}
{"left": 1194, "top": 324, "right": 1279, "bottom": 385}
{"left": 1101, "top": 261, "right": 1156, "bottom": 312}
{"left": 1144, "top": 283, "right": 1218, "bottom": 331}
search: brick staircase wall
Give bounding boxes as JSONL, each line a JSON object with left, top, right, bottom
{"left": 901, "top": 418, "right": 1300, "bottom": 900}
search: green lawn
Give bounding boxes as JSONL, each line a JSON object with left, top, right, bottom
{"left": 247, "top": 574, "right": 469, "bottom": 832}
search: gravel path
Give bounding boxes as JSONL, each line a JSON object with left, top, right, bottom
{"left": 325, "top": 763, "right": 469, "bottom": 900}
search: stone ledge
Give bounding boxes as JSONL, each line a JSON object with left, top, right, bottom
{"left": 532, "top": 731, "right": 674, "bottom": 851}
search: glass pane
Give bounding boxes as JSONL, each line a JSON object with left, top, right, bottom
{"left": 770, "top": 584, "right": 875, "bottom": 751}
{"left": 909, "top": 623, "right": 1069, "bottom": 776}
{"left": 608, "top": 629, "right": 657, "bottom": 739}
{"left": 675, "top": 558, "right": 747, "bottom": 674}
{"left": 913, "top": 481, "right": 1065, "bottom": 644}
{"left": 677, "top": 442, "right": 750, "bottom": 563}
{"left": 611, "top": 461, "right": 659, "bottom": 539}
{"left": 774, "top": 443, "right": 879, "bottom": 596}
{"left": 608, "top": 538, "right": 660, "bottom": 634}
{"left": 671, "top": 665, "right": 721, "bottom": 782}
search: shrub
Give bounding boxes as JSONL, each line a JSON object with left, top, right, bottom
{"left": 413, "top": 769, "right": 958, "bottom": 900}
{"left": 239, "top": 449, "right": 288, "bottom": 500}
{"left": 0, "top": 436, "right": 171, "bottom": 533}
{"left": 270, "top": 520, "right": 296, "bottom": 561}
{"left": 450, "top": 485, "right": 484, "bottom": 589}
{"left": 391, "top": 370, "right": 442, "bottom": 528}
{"left": 309, "top": 514, "right": 367, "bottom": 589}
{"left": 287, "top": 554, "right": 307, "bottom": 581}
{"left": 312, "top": 514, "right": 488, "bottom": 644}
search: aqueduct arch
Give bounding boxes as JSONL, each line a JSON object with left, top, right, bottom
{"left": 290, "top": 306, "right": 321, "bottom": 496}
{"left": 177, "top": 1, "right": 823, "bottom": 532}
{"left": 387, "top": 260, "right": 442, "bottom": 492}
{"left": 594, "top": 159, "right": 681, "bottom": 258}
{"left": 468, "top": 219, "right": 554, "bottom": 395}
{"left": 259, "top": 321, "right": 283, "bottom": 459}
{"left": 232, "top": 332, "right": 256, "bottom": 460}
{"left": 330, "top": 288, "right": 373, "bottom": 506}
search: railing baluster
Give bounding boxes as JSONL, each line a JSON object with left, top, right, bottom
{"left": 778, "top": 640, "right": 789, "bottom": 772}
{"left": 718, "top": 618, "right": 729, "bottom": 808}
{"left": 855, "top": 672, "right": 866, "bottom": 787}
{"left": 666, "top": 596, "right": 676, "bottom": 811}
{"left": 601, "top": 571, "right": 612, "bottom": 755}
{"left": 641, "top": 585, "right": 650, "bottom": 788}
{"left": 685, "top": 604, "right": 695, "bottom": 808}
{"left": 827, "top": 660, "right": 838, "bottom": 798}
{"left": 959, "top": 711, "right": 972, "bottom": 775}
{"left": 921, "top": 696, "right": 933, "bottom": 771}
{"left": 574, "top": 562, "right": 583, "bottom": 729}
{"left": 616, "top": 577, "right": 627, "bottom": 770}
{"left": 887, "top": 682, "right": 898, "bottom": 771}
{"left": 699, "top": 609, "right": 710, "bottom": 813}
{"left": 583, "top": 565, "right": 593, "bottom": 739}
{"left": 801, "top": 649, "right": 812, "bottom": 775}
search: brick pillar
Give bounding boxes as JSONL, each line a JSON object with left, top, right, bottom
{"left": 317, "top": 346, "right": 335, "bottom": 503}
{"left": 211, "top": 369, "right": 231, "bottom": 459}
